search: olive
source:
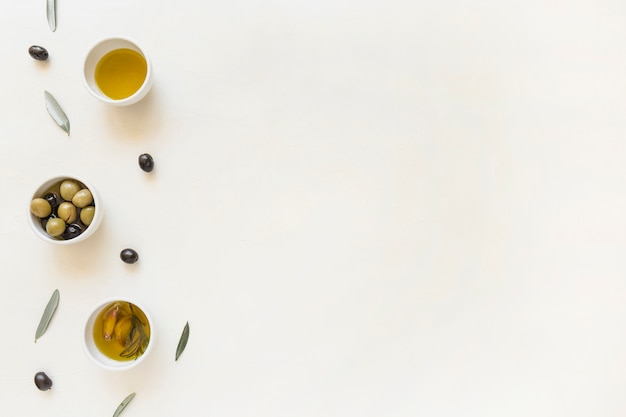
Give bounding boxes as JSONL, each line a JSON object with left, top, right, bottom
{"left": 72, "top": 189, "right": 93, "bottom": 208}
{"left": 46, "top": 218, "right": 66, "bottom": 237}
{"left": 138, "top": 153, "right": 154, "bottom": 172}
{"left": 28, "top": 45, "right": 49, "bottom": 61}
{"left": 57, "top": 202, "right": 77, "bottom": 223}
{"left": 120, "top": 248, "right": 139, "bottom": 264}
{"left": 34, "top": 371, "right": 53, "bottom": 391}
{"left": 40, "top": 216, "right": 49, "bottom": 230}
{"left": 30, "top": 198, "right": 52, "bottom": 218}
{"left": 59, "top": 179, "right": 81, "bottom": 201}
{"left": 62, "top": 223, "right": 83, "bottom": 240}
{"left": 80, "top": 206, "right": 95, "bottom": 226}
{"left": 43, "top": 192, "right": 60, "bottom": 211}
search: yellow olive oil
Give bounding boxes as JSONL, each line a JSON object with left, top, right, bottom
{"left": 93, "top": 301, "right": 151, "bottom": 361}
{"left": 95, "top": 48, "right": 147, "bottom": 100}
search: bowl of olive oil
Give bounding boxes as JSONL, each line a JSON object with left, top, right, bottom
{"left": 83, "top": 38, "right": 153, "bottom": 106}
{"left": 83, "top": 297, "right": 154, "bottom": 371}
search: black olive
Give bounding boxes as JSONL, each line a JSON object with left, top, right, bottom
{"left": 120, "top": 248, "right": 139, "bottom": 264}
{"left": 62, "top": 223, "right": 83, "bottom": 240}
{"left": 34, "top": 371, "right": 53, "bottom": 391}
{"left": 138, "top": 153, "right": 154, "bottom": 172}
{"left": 28, "top": 45, "right": 49, "bottom": 61}
{"left": 43, "top": 192, "right": 60, "bottom": 212}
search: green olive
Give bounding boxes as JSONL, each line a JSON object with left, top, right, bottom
{"left": 46, "top": 218, "right": 66, "bottom": 237}
{"left": 80, "top": 206, "right": 95, "bottom": 226}
{"left": 59, "top": 179, "right": 81, "bottom": 201}
{"left": 57, "top": 202, "right": 77, "bottom": 223}
{"left": 72, "top": 189, "right": 93, "bottom": 208}
{"left": 30, "top": 198, "right": 52, "bottom": 218}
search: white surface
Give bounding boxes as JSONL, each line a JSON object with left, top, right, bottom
{"left": 1, "top": 1, "right": 626, "bottom": 416}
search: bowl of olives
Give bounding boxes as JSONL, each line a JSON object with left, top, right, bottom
{"left": 83, "top": 297, "right": 154, "bottom": 371}
{"left": 29, "top": 175, "right": 102, "bottom": 244}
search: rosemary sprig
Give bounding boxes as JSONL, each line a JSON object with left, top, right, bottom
{"left": 119, "top": 303, "right": 149, "bottom": 360}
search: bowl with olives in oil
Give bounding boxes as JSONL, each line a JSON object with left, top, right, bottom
{"left": 83, "top": 297, "right": 154, "bottom": 371}
{"left": 29, "top": 175, "right": 103, "bottom": 244}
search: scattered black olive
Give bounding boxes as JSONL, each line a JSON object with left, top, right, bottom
{"left": 34, "top": 371, "right": 53, "bottom": 391}
{"left": 62, "top": 223, "right": 83, "bottom": 240}
{"left": 28, "top": 45, "right": 49, "bottom": 61}
{"left": 120, "top": 248, "right": 139, "bottom": 264}
{"left": 138, "top": 153, "right": 154, "bottom": 172}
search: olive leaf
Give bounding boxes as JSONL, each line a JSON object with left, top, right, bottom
{"left": 44, "top": 91, "right": 70, "bottom": 135}
{"left": 113, "top": 392, "right": 136, "bottom": 417}
{"left": 46, "top": 0, "right": 56, "bottom": 31}
{"left": 35, "top": 289, "right": 60, "bottom": 342}
{"left": 175, "top": 321, "right": 189, "bottom": 361}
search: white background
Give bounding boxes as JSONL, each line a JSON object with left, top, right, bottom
{"left": 1, "top": 0, "right": 625, "bottom": 416}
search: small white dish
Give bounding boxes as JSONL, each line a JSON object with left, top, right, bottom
{"left": 29, "top": 174, "right": 103, "bottom": 245}
{"left": 83, "top": 297, "right": 154, "bottom": 371}
{"left": 83, "top": 37, "right": 153, "bottom": 106}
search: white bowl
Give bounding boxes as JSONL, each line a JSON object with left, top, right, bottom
{"left": 29, "top": 175, "right": 103, "bottom": 245}
{"left": 83, "top": 297, "right": 154, "bottom": 371}
{"left": 83, "top": 37, "right": 153, "bottom": 106}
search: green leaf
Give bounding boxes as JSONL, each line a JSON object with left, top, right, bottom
{"left": 35, "top": 289, "right": 60, "bottom": 342}
{"left": 175, "top": 321, "right": 189, "bottom": 361}
{"left": 44, "top": 91, "right": 70, "bottom": 135}
{"left": 113, "top": 392, "right": 136, "bottom": 417}
{"left": 47, "top": 0, "right": 56, "bottom": 31}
